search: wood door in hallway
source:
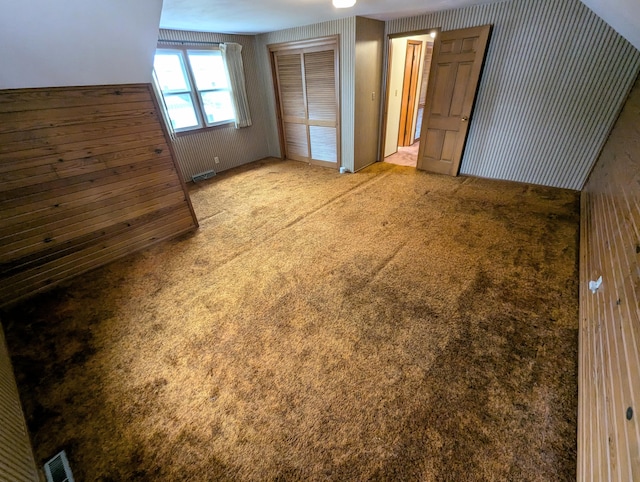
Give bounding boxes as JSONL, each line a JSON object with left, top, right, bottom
{"left": 271, "top": 38, "right": 340, "bottom": 168}
{"left": 417, "top": 25, "right": 491, "bottom": 175}
{"left": 398, "top": 40, "right": 422, "bottom": 147}
{"left": 414, "top": 42, "right": 433, "bottom": 140}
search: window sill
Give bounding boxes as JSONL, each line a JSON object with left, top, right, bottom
{"left": 175, "top": 121, "right": 235, "bottom": 137}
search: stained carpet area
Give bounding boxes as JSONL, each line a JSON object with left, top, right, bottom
{"left": 3, "top": 159, "right": 580, "bottom": 481}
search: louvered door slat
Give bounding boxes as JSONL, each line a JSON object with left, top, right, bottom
{"left": 275, "top": 52, "right": 309, "bottom": 160}
{"left": 309, "top": 126, "right": 337, "bottom": 163}
{"left": 275, "top": 53, "right": 306, "bottom": 118}
{"left": 304, "top": 50, "right": 336, "bottom": 122}
{"left": 284, "top": 122, "right": 309, "bottom": 161}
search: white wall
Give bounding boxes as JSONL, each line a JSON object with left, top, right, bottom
{"left": 0, "top": 0, "right": 163, "bottom": 89}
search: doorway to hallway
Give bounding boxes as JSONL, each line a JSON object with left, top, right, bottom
{"left": 382, "top": 32, "right": 434, "bottom": 168}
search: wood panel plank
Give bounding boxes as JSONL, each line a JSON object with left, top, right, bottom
{"left": 0, "top": 113, "right": 159, "bottom": 147}
{"left": 0, "top": 85, "right": 152, "bottom": 113}
{"left": 7, "top": 209, "right": 193, "bottom": 288}
{"left": 1, "top": 191, "right": 187, "bottom": 263}
{"left": 2, "top": 204, "right": 190, "bottom": 284}
{"left": 1, "top": 205, "right": 189, "bottom": 279}
{"left": 0, "top": 179, "right": 183, "bottom": 239}
{"left": 0, "top": 106, "right": 157, "bottom": 135}
{"left": 0, "top": 156, "right": 175, "bottom": 204}
{"left": 0, "top": 126, "right": 164, "bottom": 161}
{"left": 0, "top": 100, "right": 155, "bottom": 124}
{"left": 0, "top": 138, "right": 169, "bottom": 176}
{"left": 3, "top": 210, "right": 194, "bottom": 304}
{"left": 0, "top": 133, "right": 167, "bottom": 179}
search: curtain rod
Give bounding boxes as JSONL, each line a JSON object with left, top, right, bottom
{"left": 157, "top": 39, "right": 222, "bottom": 46}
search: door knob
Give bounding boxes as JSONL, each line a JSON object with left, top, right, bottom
{"left": 461, "top": 115, "right": 469, "bottom": 121}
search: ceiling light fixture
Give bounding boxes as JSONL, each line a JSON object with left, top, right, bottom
{"left": 333, "top": 0, "right": 356, "bottom": 8}
{"left": 430, "top": 31, "right": 436, "bottom": 38}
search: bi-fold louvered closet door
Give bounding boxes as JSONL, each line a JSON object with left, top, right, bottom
{"left": 271, "top": 38, "right": 340, "bottom": 168}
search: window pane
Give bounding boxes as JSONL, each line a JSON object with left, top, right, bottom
{"left": 201, "top": 91, "right": 235, "bottom": 125}
{"left": 164, "top": 93, "right": 200, "bottom": 130}
{"left": 188, "top": 51, "right": 228, "bottom": 91}
{"left": 154, "top": 51, "right": 190, "bottom": 93}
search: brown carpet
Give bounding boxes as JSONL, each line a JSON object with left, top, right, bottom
{"left": 2, "top": 158, "right": 580, "bottom": 481}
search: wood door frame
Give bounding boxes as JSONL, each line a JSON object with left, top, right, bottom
{"left": 398, "top": 40, "right": 422, "bottom": 147}
{"left": 380, "top": 29, "right": 440, "bottom": 163}
{"left": 268, "top": 35, "right": 341, "bottom": 169}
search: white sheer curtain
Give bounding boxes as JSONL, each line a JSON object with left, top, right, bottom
{"left": 151, "top": 70, "right": 176, "bottom": 140}
{"left": 220, "top": 42, "right": 252, "bottom": 128}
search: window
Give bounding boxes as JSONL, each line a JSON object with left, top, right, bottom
{"left": 154, "top": 47, "right": 235, "bottom": 133}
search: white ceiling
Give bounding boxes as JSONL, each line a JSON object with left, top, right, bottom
{"left": 159, "top": 0, "right": 505, "bottom": 35}
{"left": 159, "top": 0, "right": 640, "bottom": 51}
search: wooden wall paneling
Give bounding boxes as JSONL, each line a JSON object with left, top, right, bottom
{"left": 0, "top": 157, "right": 177, "bottom": 213}
{"left": 578, "top": 75, "right": 640, "bottom": 481}
{"left": 0, "top": 83, "right": 198, "bottom": 307}
{"left": 1, "top": 129, "right": 165, "bottom": 166}
{"left": 2, "top": 188, "right": 185, "bottom": 261}
{"left": 5, "top": 208, "right": 195, "bottom": 298}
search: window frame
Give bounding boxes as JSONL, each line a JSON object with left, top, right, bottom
{"left": 155, "top": 44, "right": 235, "bottom": 134}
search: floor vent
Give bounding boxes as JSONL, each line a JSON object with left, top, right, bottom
{"left": 44, "top": 450, "right": 75, "bottom": 482}
{"left": 192, "top": 170, "right": 216, "bottom": 182}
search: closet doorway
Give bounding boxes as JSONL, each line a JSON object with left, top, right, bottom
{"left": 269, "top": 36, "right": 340, "bottom": 169}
